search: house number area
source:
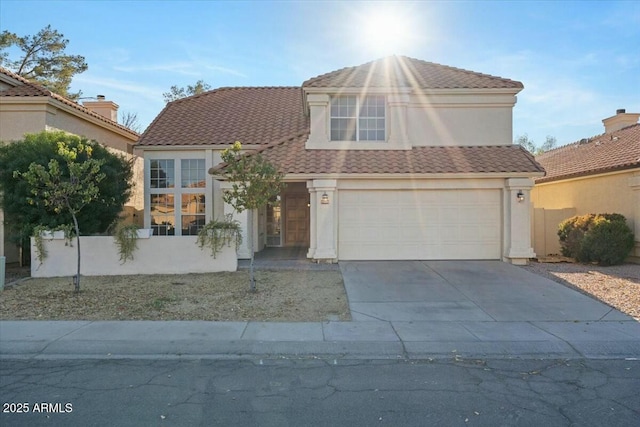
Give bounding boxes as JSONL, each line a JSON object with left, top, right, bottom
{"left": 3, "top": 402, "right": 73, "bottom": 413}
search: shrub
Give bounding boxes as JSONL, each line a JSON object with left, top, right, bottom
{"left": 196, "top": 215, "right": 242, "bottom": 258}
{"left": 579, "top": 219, "right": 634, "bottom": 266}
{"left": 558, "top": 213, "right": 634, "bottom": 265}
{"left": 0, "top": 131, "right": 133, "bottom": 248}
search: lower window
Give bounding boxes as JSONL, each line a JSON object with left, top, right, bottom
{"left": 180, "top": 194, "right": 206, "bottom": 235}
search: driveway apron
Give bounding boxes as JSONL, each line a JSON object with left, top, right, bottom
{"left": 340, "top": 260, "right": 632, "bottom": 323}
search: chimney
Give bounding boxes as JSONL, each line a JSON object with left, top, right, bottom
{"left": 602, "top": 108, "right": 640, "bottom": 133}
{"left": 83, "top": 95, "right": 119, "bottom": 122}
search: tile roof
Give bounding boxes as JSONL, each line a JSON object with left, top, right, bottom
{"left": 303, "top": 55, "right": 524, "bottom": 90}
{"left": 217, "top": 134, "right": 544, "bottom": 176}
{"left": 137, "top": 87, "right": 308, "bottom": 147}
{"left": 0, "top": 67, "right": 139, "bottom": 138}
{"left": 535, "top": 123, "right": 640, "bottom": 183}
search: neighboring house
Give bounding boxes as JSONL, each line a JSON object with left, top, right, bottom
{"left": 136, "top": 56, "right": 544, "bottom": 265}
{"left": 0, "top": 67, "right": 143, "bottom": 264}
{"left": 532, "top": 110, "right": 640, "bottom": 261}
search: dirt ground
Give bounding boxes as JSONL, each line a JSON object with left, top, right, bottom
{"left": 0, "top": 270, "right": 351, "bottom": 322}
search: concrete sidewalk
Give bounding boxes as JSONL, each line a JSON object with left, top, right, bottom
{"left": 1, "top": 318, "right": 639, "bottom": 360}
{"left": 2, "top": 261, "right": 639, "bottom": 360}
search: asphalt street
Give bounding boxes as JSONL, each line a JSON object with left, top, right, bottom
{"left": 1, "top": 357, "right": 639, "bottom": 427}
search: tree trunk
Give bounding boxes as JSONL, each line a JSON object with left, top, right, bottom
{"left": 248, "top": 209, "right": 256, "bottom": 292}
{"left": 71, "top": 211, "right": 81, "bottom": 293}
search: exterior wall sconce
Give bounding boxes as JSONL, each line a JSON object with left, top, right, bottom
{"left": 516, "top": 190, "right": 525, "bottom": 203}
{"left": 321, "top": 192, "right": 330, "bottom": 204}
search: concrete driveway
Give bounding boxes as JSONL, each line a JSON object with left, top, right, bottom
{"left": 340, "top": 260, "right": 632, "bottom": 323}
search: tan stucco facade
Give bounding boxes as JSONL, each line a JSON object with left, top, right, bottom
{"left": 531, "top": 169, "right": 640, "bottom": 260}
{"left": 305, "top": 90, "right": 517, "bottom": 150}
{"left": 0, "top": 96, "right": 142, "bottom": 264}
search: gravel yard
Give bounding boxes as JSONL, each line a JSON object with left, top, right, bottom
{"left": 520, "top": 261, "right": 640, "bottom": 321}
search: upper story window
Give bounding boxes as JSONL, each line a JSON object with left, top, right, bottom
{"left": 181, "top": 159, "right": 205, "bottom": 188}
{"left": 150, "top": 159, "right": 174, "bottom": 188}
{"left": 330, "top": 95, "right": 385, "bottom": 141}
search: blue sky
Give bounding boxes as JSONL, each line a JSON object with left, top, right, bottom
{"left": 1, "top": 0, "right": 639, "bottom": 146}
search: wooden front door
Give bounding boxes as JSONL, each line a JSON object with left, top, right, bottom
{"left": 284, "top": 194, "right": 309, "bottom": 246}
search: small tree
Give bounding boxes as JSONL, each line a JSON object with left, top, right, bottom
{"left": 163, "top": 80, "right": 211, "bottom": 103}
{"left": 219, "top": 141, "right": 285, "bottom": 292}
{"left": 515, "top": 134, "right": 557, "bottom": 155}
{"left": 16, "top": 141, "right": 106, "bottom": 292}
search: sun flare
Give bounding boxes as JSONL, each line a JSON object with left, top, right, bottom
{"left": 358, "top": 7, "right": 416, "bottom": 56}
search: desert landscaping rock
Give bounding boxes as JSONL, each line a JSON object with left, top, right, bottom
{"left": 520, "top": 261, "right": 639, "bottom": 321}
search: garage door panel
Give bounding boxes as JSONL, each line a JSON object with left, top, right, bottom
{"left": 339, "top": 189, "right": 501, "bottom": 260}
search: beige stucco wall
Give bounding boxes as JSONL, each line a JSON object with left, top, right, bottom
{"left": 531, "top": 169, "right": 640, "bottom": 260}
{"left": 407, "top": 105, "right": 513, "bottom": 146}
{"left": 0, "top": 103, "right": 48, "bottom": 141}
{"left": 305, "top": 90, "right": 518, "bottom": 149}
{"left": 31, "top": 234, "right": 237, "bottom": 277}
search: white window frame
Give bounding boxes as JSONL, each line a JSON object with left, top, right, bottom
{"left": 145, "top": 152, "right": 210, "bottom": 236}
{"left": 330, "top": 95, "right": 386, "bottom": 142}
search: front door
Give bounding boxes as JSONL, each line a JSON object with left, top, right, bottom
{"left": 284, "top": 194, "right": 309, "bottom": 246}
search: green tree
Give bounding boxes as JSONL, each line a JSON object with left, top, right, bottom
{"left": 16, "top": 140, "right": 106, "bottom": 292}
{"left": 218, "top": 141, "right": 285, "bottom": 292}
{"left": 163, "top": 80, "right": 211, "bottom": 103}
{"left": 0, "top": 131, "right": 133, "bottom": 261}
{"left": 515, "top": 134, "right": 557, "bottom": 155}
{"left": 0, "top": 25, "right": 88, "bottom": 100}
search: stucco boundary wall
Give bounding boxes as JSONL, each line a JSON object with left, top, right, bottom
{"left": 30, "top": 233, "right": 237, "bottom": 278}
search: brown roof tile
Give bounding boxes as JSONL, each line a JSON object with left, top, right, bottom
{"left": 137, "top": 87, "right": 308, "bottom": 147}
{"left": 303, "top": 56, "right": 524, "bottom": 90}
{"left": 0, "top": 67, "right": 139, "bottom": 138}
{"left": 535, "top": 124, "right": 640, "bottom": 183}
{"left": 246, "top": 134, "right": 544, "bottom": 175}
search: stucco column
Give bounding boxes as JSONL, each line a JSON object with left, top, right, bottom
{"left": 504, "top": 178, "right": 536, "bottom": 265}
{"left": 306, "top": 183, "right": 317, "bottom": 259}
{"left": 628, "top": 174, "right": 640, "bottom": 259}
{"left": 220, "top": 182, "right": 251, "bottom": 259}
{"left": 387, "top": 93, "right": 411, "bottom": 148}
{"left": 306, "top": 94, "right": 329, "bottom": 148}
{"left": 309, "top": 179, "right": 337, "bottom": 262}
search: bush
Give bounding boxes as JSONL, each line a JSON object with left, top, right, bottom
{"left": 0, "top": 131, "right": 133, "bottom": 248}
{"left": 579, "top": 219, "right": 634, "bottom": 266}
{"left": 558, "top": 213, "right": 634, "bottom": 265}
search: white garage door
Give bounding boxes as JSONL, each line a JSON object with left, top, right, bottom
{"left": 338, "top": 189, "right": 501, "bottom": 260}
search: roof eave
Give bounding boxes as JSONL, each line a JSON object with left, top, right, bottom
{"left": 535, "top": 164, "right": 640, "bottom": 184}
{"left": 273, "top": 172, "right": 546, "bottom": 181}
{"left": 0, "top": 96, "right": 139, "bottom": 142}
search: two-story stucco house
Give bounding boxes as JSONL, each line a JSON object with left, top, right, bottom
{"left": 0, "top": 67, "right": 142, "bottom": 264}
{"left": 136, "top": 56, "right": 544, "bottom": 265}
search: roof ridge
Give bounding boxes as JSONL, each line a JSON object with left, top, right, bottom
{"left": 396, "top": 55, "right": 524, "bottom": 85}
{"left": 169, "top": 86, "right": 302, "bottom": 104}
{"left": 538, "top": 122, "right": 640, "bottom": 158}
{"left": 302, "top": 56, "right": 523, "bottom": 88}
